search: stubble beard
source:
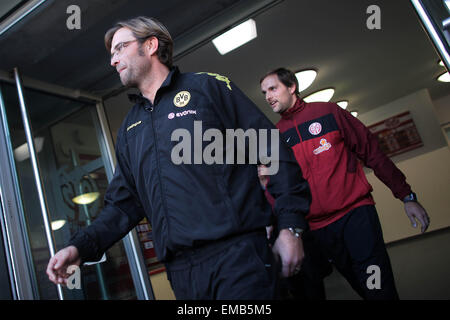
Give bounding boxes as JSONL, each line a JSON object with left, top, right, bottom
{"left": 272, "top": 102, "right": 285, "bottom": 114}
{"left": 120, "top": 68, "right": 136, "bottom": 87}
{"left": 120, "top": 45, "right": 148, "bottom": 88}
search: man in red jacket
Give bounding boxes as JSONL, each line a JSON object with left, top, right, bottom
{"left": 259, "top": 68, "right": 430, "bottom": 299}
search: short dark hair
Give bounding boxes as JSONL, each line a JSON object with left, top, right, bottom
{"left": 260, "top": 68, "right": 299, "bottom": 96}
{"left": 105, "top": 16, "right": 173, "bottom": 68}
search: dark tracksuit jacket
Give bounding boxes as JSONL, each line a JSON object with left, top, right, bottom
{"left": 266, "top": 98, "right": 412, "bottom": 230}
{"left": 69, "top": 67, "right": 311, "bottom": 263}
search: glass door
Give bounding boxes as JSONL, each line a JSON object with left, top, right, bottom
{"left": 0, "top": 73, "right": 153, "bottom": 299}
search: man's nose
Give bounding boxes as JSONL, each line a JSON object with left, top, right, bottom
{"left": 111, "top": 54, "right": 119, "bottom": 67}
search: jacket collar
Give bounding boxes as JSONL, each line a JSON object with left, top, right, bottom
{"left": 128, "top": 66, "right": 180, "bottom": 104}
{"left": 280, "top": 97, "right": 306, "bottom": 119}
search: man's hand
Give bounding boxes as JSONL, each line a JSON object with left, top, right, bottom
{"left": 272, "top": 229, "right": 304, "bottom": 278}
{"left": 46, "top": 246, "right": 81, "bottom": 285}
{"left": 257, "top": 165, "right": 269, "bottom": 188}
{"left": 404, "top": 201, "right": 430, "bottom": 234}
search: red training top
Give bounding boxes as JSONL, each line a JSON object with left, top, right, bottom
{"left": 265, "top": 98, "right": 411, "bottom": 230}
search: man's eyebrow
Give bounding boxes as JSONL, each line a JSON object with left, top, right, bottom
{"left": 111, "top": 42, "right": 121, "bottom": 55}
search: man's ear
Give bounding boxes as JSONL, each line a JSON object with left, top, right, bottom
{"left": 288, "top": 84, "right": 297, "bottom": 96}
{"left": 145, "top": 36, "right": 159, "bottom": 56}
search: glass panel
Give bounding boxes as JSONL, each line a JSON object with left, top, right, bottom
{"left": 0, "top": 81, "right": 137, "bottom": 300}
{"left": 0, "top": 194, "right": 14, "bottom": 299}
{"left": 136, "top": 218, "right": 165, "bottom": 275}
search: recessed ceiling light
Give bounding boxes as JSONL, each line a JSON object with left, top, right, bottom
{"left": 295, "top": 70, "right": 317, "bottom": 92}
{"left": 212, "top": 19, "right": 257, "bottom": 55}
{"left": 51, "top": 220, "right": 66, "bottom": 231}
{"left": 336, "top": 100, "right": 348, "bottom": 109}
{"left": 72, "top": 192, "right": 100, "bottom": 205}
{"left": 303, "top": 88, "right": 335, "bottom": 103}
{"left": 437, "top": 72, "right": 450, "bottom": 82}
{"left": 351, "top": 111, "right": 358, "bottom": 117}
{"left": 13, "top": 137, "right": 45, "bottom": 162}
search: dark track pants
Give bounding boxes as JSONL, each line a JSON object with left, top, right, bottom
{"left": 311, "top": 205, "right": 399, "bottom": 300}
{"left": 165, "top": 230, "right": 278, "bottom": 300}
{"left": 278, "top": 230, "right": 331, "bottom": 300}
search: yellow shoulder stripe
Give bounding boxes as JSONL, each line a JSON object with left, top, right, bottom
{"left": 196, "top": 72, "right": 232, "bottom": 91}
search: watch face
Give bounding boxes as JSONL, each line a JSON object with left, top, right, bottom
{"left": 404, "top": 193, "right": 417, "bottom": 202}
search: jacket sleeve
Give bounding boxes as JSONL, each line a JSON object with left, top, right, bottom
{"left": 201, "top": 74, "right": 311, "bottom": 231}
{"left": 68, "top": 132, "right": 146, "bottom": 263}
{"left": 334, "top": 105, "right": 412, "bottom": 200}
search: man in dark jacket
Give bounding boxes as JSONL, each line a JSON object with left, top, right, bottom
{"left": 259, "top": 68, "right": 430, "bottom": 300}
{"left": 46, "top": 17, "right": 311, "bottom": 300}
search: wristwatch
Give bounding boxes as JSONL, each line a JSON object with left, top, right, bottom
{"left": 288, "top": 227, "right": 303, "bottom": 238}
{"left": 403, "top": 192, "right": 417, "bottom": 203}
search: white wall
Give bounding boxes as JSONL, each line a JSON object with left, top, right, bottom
{"left": 366, "top": 146, "right": 450, "bottom": 243}
{"left": 358, "top": 89, "right": 450, "bottom": 243}
{"left": 432, "top": 93, "right": 450, "bottom": 125}
{"left": 358, "top": 89, "right": 447, "bottom": 164}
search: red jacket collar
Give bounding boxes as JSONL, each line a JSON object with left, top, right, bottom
{"left": 280, "top": 97, "right": 306, "bottom": 119}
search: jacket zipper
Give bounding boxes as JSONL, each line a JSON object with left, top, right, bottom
{"left": 145, "top": 101, "right": 171, "bottom": 247}
{"left": 292, "top": 117, "right": 324, "bottom": 214}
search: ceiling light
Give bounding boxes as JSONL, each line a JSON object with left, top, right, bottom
{"left": 336, "top": 101, "right": 348, "bottom": 109}
{"left": 351, "top": 111, "right": 358, "bottom": 117}
{"left": 51, "top": 220, "right": 66, "bottom": 231}
{"left": 295, "top": 70, "right": 317, "bottom": 92}
{"left": 437, "top": 72, "right": 450, "bottom": 82}
{"left": 303, "top": 88, "right": 335, "bottom": 103}
{"left": 212, "top": 19, "right": 257, "bottom": 55}
{"left": 13, "top": 137, "right": 45, "bottom": 162}
{"left": 72, "top": 192, "right": 100, "bottom": 205}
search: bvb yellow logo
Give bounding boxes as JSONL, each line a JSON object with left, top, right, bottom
{"left": 173, "top": 91, "right": 191, "bottom": 107}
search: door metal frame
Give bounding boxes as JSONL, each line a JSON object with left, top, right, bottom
{"left": 411, "top": 0, "right": 450, "bottom": 70}
{"left": 0, "top": 0, "right": 49, "bottom": 37}
{"left": 0, "top": 70, "right": 154, "bottom": 300}
{"left": 0, "top": 85, "right": 37, "bottom": 300}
